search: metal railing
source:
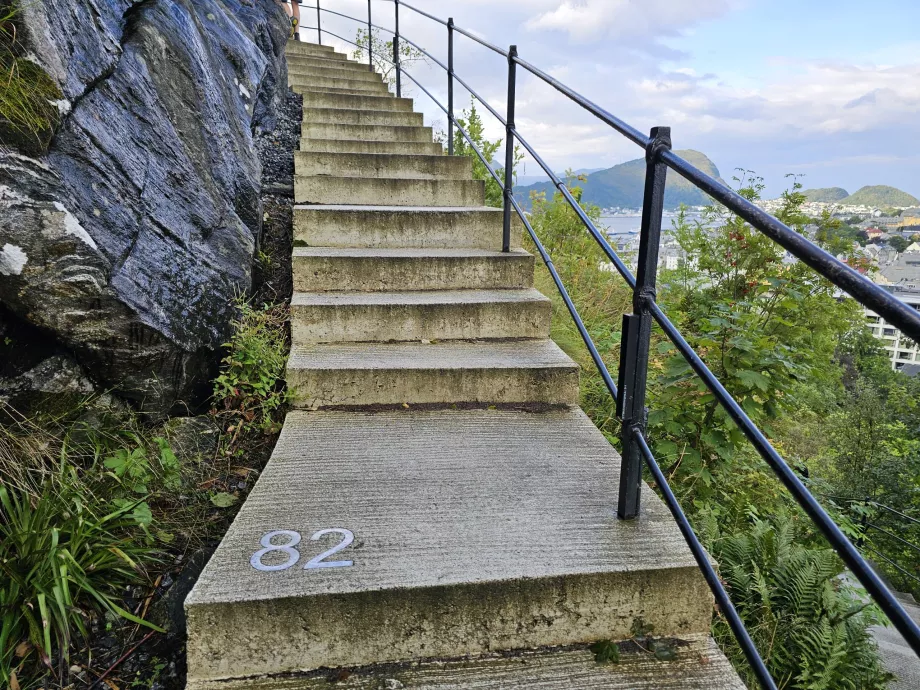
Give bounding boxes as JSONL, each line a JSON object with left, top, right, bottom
{"left": 292, "top": 2, "right": 920, "bottom": 686}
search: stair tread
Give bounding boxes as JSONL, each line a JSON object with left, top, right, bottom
{"left": 186, "top": 635, "right": 745, "bottom": 689}
{"left": 293, "top": 247, "right": 527, "bottom": 259}
{"left": 294, "top": 204, "right": 500, "bottom": 213}
{"left": 292, "top": 288, "right": 549, "bottom": 307}
{"left": 288, "top": 339, "right": 576, "bottom": 371}
{"left": 187, "top": 408, "right": 700, "bottom": 607}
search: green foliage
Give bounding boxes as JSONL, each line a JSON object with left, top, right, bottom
{"left": 888, "top": 235, "right": 910, "bottom": 253}
{"left": 449, "top": 100, "right": 523, "bottom": 208}
{"left": 0, "top": 4, "right": 63, "bottom": 155}
{"left": 802, "top": 187, "right": 849, "bottom": 203}
{"left": 590, "top": 639, "right": 621, "bottom": 664}
{"left": 353, "top": 28, "right": 426, "bottom": 91}
{"left": 0, "top": 435, "right": 159, "bottom": 685}
{"left": 705, "top": 514, "right": 892, "bottom": 689}
{"left": 213, "top": 299, "right": 290, "bottom": 445}
{"left": 842, "top": 186, "right": 920, "bottom": 208}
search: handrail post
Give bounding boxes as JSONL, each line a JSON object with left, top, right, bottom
{"left": 501, "top": 45, "right": 518, "bottom": 253}
{"left": 393, "top": 0, "right": 401, "bottom": 97}
{"left": 616, "top": 126, "right": 671, "bottom": 520}
{"left": 316, "top": 0, "right": 321, "bottom": 44}
{"left": 447, "top": 18, "right": 455, "bottom": 156}
{"left": 367, "top": 0, "right": 373, "bottom": 71}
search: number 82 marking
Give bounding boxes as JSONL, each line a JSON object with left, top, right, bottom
{"left": 250, "top": 529, "right": 355, "bottom": 572}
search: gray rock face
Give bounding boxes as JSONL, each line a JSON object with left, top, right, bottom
{"left": 0, "top": 0, "right": 290, "bottom": 413}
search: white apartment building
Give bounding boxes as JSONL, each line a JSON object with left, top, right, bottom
{"left": 864, "top": 286, "right": 920, "bottom": 371}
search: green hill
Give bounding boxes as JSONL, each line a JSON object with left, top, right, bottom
{"left": 842, "top": 186, "right": 920, "bottom": 207}
{"left": 803, "top": 187, "right": 849, "bottom": 203}
{"left": 514, "top": 150, "right": 722, "bottom": 210}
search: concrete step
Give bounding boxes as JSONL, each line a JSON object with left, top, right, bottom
{"left": 287, "top": 339, "right": 579, "bottom": 408}
{"left": 285, "top": 42, "right": 348, "bottom": 60}
{"left": 300, "top": 138, "right": 443, "bottom": 156}
{"left": 289, "top": 74, "right": 390, "bottom": 95}
{"left": 295, "top": 176, "right": 485, "bottom": 207}
{"left": 294, "top": 151, "right": 469, "bottom": 181}
{"left": 287, "top": 55, "right": 372, "bottom": 73}
{"left": 289, "top": 65, "right": 384, "bottom": 84}
{"left": 187, "top": 635, "right": 745, "bottom": 690}
{"left": 300, "top": 90, "right": 414, "bottom": 112}
{"left": 301, "top": 107, "right": 424, "bottom": 127}
{"left": 292, "top": 248, "right": 533, "bottom": 292}
{"left": 290, "top": 288, "right": 551, "bottom": 343}
{"left": 292, "top": 83, "right": 394, "bottom": 98}
{"left": 301, "top": 122, "right": 433, "bottom": 143}
{"left": 185, "top": 408, "right": 715, "bottom": 682}
{"left": 294, "top": 206, "right": 520, "bottom": 251}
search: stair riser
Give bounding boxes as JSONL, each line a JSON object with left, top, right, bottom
{"left": 299, "top": 139, "right": 443, "bottom": 155}
{"left": 285, "top": 44, "right": 344, "bottom": 58}
{"left": 288, "top": 365, "right": 579, "bottom": 408}
{"left": 295, "top": 177, "right": 485, "bottom": 207}
{"left": 287, "top": 56, "right": 371, "bottom": 73}
{"left": 294, "top": 208, "right": 520, "bottom": 251}
{"left": 292, "top": 84, "right": 395, "bottom": 98}
{"left": 301, "top": 122, "right": 432, "bottom": 143}
{"left": 291, "top": 300, "right": 551, "bottom": 342}
{"left": 289, "top": 67, "right": 383, "bottom": 83}
{"left": 294, "top": 151, "right": 469, "bottom": 180}
{"left": 300, "top": 92, "right": 414, "bottom": 112}
{"left": 186, "top": 568, "right": 712, "bottom": 681}
{"left": 289, "top": 75, "right": 389, "bottom": 94}
{"left": 301, "top": 109, "right": 424, "bottom": 127}
{"left": 293, "top": 253, "right": 534, "bottom": 291}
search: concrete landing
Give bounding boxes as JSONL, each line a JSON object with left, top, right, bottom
{"left": 286, "top": 339, "right": 579, "bottom": 407}
{"left": 185, "top": 409, "right": 714, "bottom": 681}
{"left": 186, "top": 635, "right": 745, "bottom": 689}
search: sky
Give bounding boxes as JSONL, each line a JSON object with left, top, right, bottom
{"left": 313, "top": 0, "right": 920, "bottom": 199}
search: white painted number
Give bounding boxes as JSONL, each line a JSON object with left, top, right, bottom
{"left": 250, "top": 530, "right": 302, "bottom": 572}
{"left": 250, "top": 529, "right": 355, "bottom": 572}
{"left": 305, "top": 528, "right": 355, "bottom": 569}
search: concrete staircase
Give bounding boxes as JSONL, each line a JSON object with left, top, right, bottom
{"left": 184, "top": 41, "right": 745, "bottom": 689}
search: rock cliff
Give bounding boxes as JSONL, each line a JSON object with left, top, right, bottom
{"left": 0, "top": 0, "right": 289, "bottom": 414}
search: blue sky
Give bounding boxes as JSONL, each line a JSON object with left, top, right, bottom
{"left": 317, "top": 0, "right": 920, "bottom": 199}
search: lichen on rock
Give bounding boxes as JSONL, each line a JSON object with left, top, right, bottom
{"left": 0, "top": 0, "right": 291, "bottom": 414}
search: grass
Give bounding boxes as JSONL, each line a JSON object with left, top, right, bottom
{"left": 0, "top": 3, "right": 63, "bottom": 154}
{"left": 0, "top": 296, "right": 291, "bottom": 688}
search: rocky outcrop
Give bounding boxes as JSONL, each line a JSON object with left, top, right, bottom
{"left": 0, "top": 0, "right": 290, "bottom": 414}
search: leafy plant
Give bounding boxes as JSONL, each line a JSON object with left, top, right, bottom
{"left": 450, "top": 100, "right": 524, "bottom": 208}
{"left": 213, "top": 299, "right": 290, "bottom": 449}
{"left": 0, "top": 478, "right": 158, "bottom": 685}
{"left": 704, "top": 513, "right": 892, "bottom": 689}
{"left": 353, "top": 28, "right": 427, "bottom": 92}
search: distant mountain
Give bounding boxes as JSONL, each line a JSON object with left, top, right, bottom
{"left": 803, "top": 187, "right": 849, "bottom": 203}
{"left": 843, "top": 186, "right": 920, "bottom": 207}
{"left": 514, "top": 150, "right": 722, "bottom": 210}
{"left": 516, "top": 167, "right": 605, "bottom": 187}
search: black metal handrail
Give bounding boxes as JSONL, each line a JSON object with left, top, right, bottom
{"left": 291, "top": 2, "right": 920, "bottom": 685}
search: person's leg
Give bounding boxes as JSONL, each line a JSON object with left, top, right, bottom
{"left": 289, "top": 2, "right": 300, "bottom": 39}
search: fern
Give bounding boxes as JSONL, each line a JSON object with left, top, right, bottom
{"left": 706, "top": 513, "right": 893, "bottom": 689}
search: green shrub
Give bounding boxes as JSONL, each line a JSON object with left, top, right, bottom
{"left": 703, "top": 513, "right": 892, "bottom": 689}
{"left": 213, "top": 299, "right": 290, "bottom": 447}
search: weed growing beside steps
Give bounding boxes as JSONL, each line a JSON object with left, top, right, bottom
{"left": 0, "top": 296, "right": 292, "bottom": 688}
